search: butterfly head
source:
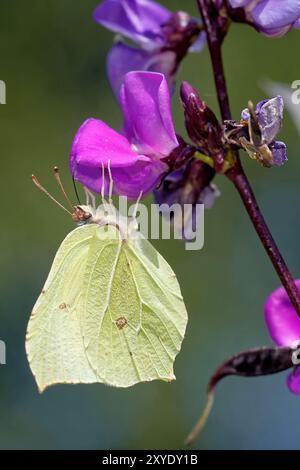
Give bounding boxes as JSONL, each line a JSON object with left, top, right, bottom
{"left": 72, "top": 205, "right": 93, "bottom": 224}
{"left": 31, "top": 168, "right": 98, "bottom": 225}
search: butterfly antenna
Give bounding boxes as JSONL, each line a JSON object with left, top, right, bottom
{"left": 107, "top": 159, "right": 113, "bottom": 204}
{"left": 53, "top": 167, "right": 74, "bottom": 212}
{"left": 31, "top": 174, "right": 72, "bottom": 215}
{"left": 132, "top": 191, "right": 143, "bottom": 219}
{"left": 72, "top": 176, "right": 81, "bottom": 204}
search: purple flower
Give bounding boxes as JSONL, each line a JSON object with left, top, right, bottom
{"left": 94, "top": 0, "right": 171, "bottom": 47}
{"left": 154, "top": 159, "right": 219, "bottom": 240}
{"left": 94, "top": 0, "right": 204, "bottom": 97}
{"left": 228, "top": 0, "right": 300, "bottom": 37}
{"left": 107, "top": 43, "right": 178, "bottom": 100}
{"left": 70, "top": 71, "right": 178, "bottom": 199}
{"left": 265, "top": 280, "right": 300, "bottom": 394}
{"left": 240, "top": 96, "right": 287, "bottom": 167}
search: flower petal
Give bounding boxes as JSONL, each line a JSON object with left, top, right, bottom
{"left": 251, "top": 0, "right": 300, "bottom": 36}
{"left": 70, "top": 118, "right": 166, "bottom": 197}
{"left": 113, "top": 158, "right": 167, "bottom": 199}
{"left": 189, "top": 31, "right": 206, "bottom": 52}
{"left": 72, "top": 158, "right": 166, "bottom": 198}
{"left": 264, "top": 279, "right": 300, "bottom": 347}
{"left": 265, "top": 81, "right": 300, "bottom": 138}
{"left": 70, "top": 118, "right": 142, "bottom": 172}
{"left": 229, "top": 0, "right": 250, "bottom": 7}
{"left": 257, "top": 96, "right": 283, "bottom": 144}
{"left": 269, "top": 140, "right": 288, "bottom": 167}
{"left": 71, "top": 163, "right": 109, "bottom": 194}
{"left": 287, "top": 366, "right": 300, "bottom": 394}
{"left": 93, "top": 0, "right": 171, "bottom": 48}
{"left": 120, "top": 71, "right": 179, "bottom": 156}
{"left": 107, "top": 42, "right": 177, "bottom": 99}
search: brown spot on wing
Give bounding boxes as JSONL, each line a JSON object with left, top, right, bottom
{"left": 116, "top": 317, "right": 127, "bottom": 330}
{"left": 59, "top": 302, "right": 67, "bottom": 310}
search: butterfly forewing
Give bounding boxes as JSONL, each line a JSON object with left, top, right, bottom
{"left": 82, "top": 229, "right": 188, "bottom": 387}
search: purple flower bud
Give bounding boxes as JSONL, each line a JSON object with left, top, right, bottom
{"left": 180, "top": 82, "right": 225, "bottom": 170}
{"left": 94, "top": 0, "right": 205, "bottom": 97}
{"left": 227, "top": 0, "right": 300, "bottom": 37}
{"left": 238, "top": 97, "right": 287, "bottom": 167}
{"left": 70, "top": 72, "right": 178, "bottom": 199}
{"left": 154, "top": 159, "right": 219, "bottom": 240}
{"left": 265, "top": 280, "right": 300, "bottom": 394}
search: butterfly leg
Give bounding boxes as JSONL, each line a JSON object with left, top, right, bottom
{"left": 127, "top": 190, "right": 143, "bottom": 235}
{"left": 107, "top": 159, "right": 113, "bottom": 205}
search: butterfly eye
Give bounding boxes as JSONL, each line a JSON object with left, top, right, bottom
{"left": 72, "top": 206, "right": 92, "bottom": 222}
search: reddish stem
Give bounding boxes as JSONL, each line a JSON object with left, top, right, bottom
{"left": 197, "top": 0, "right": 300, "bottom": 316}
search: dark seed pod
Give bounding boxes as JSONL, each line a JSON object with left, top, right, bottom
{"left": 210, "top": 346, "right": 294, "bottom": 386}
{"left": 186, "top": 346, "right": 294, "bottom": 445}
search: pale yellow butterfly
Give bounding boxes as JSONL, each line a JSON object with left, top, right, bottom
{"left": 26, "top": 166, "right": 188, "bottom": 392}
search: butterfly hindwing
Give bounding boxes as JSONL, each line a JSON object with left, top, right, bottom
{"left": 26, "top": 224, "right": 98, "bottom": 392}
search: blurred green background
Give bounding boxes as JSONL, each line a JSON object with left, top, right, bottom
{"left": 1, "top": 0, "right": 300, "bottom": 450}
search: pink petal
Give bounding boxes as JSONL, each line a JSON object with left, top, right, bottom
{"left": 120, "top": 71, "right": 178, "bottom": 157}
{"left": 70, "top": 118, "right": 147, "bottom": 172}
{"left": 71, "top": 158, "right": 166, "bottom": 198}
{"left": 287, "top": 366, "right": 300, "bottom": 394}
{"left": 264, "top": 279, "right": 300, "bottom": 347}
{"left": 69, "top": 118, "right": 166, "bottom": 198}
{"left": 113, "top": 158, "right": 168, "bottom": 199}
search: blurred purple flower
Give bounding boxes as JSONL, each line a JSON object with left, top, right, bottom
{"left": 93, "top": 0, "right": 205, "bottom": 97}
{"left": 265, "top": 280, "right": 300, "bottom": 394}
{"left": 70, "top": 71, "right": 178, "bottom": 199}
{"left": 240, "top": 96, "right": 287, "bottom": 167}
{"left": 228, "top": 0, "right": 300, "bottom": 37}
{"left": 94, "top": 0, "right": 171, "bottom": 47}
{"left": 154, "top": 159, "right": 219, "bottom": 240}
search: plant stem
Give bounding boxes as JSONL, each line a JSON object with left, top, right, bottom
{"left": 228, "top": 167, "right": 300, "bottom": 315}
{"left": 197, "top": 0, "right": 300, "bottom": 316}
{"left": 197, "top": 0, "right": 231, "bottom": 121}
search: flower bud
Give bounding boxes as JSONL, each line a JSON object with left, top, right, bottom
{"left": 180, "top": 82, "right": 225, "bottom": 170}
